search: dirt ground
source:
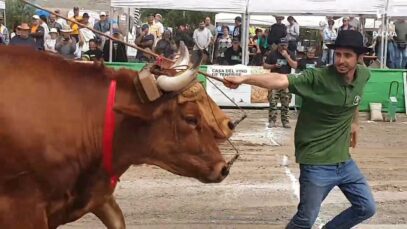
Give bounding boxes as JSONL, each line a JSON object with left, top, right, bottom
{"left": 63, "top": 109, "right": 407, "bottom": 229}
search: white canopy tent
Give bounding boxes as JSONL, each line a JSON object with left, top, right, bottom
{"left": 215, "top": 13, "right": 326, "bottom": 29}
{"left": 216, "top": 13, "right": 275, "bottom": 26}
{"left": 111, "top": 0, "right": 407, "bottom": 65}
{"left": 110, "top": 0, "right": 246, "bottom": 13}
{"left": 247, "top": 0, "right": 386, "bottom": 16}
{"left": 111, "top": 0, "right": 407, "bottom": 17}
{"left": 387, "top": 0, "right": 407, "bottom": 17}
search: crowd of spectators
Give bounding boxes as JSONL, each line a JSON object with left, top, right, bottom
{"left": 0, "top": 10, "right": 405, "bottom": 69}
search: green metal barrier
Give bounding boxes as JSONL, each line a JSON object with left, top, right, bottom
{"left": 360, "top": 69, "right": 405, "bottom": 113}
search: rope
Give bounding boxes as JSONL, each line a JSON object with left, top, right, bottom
{"left": 203, "top": 77, "right": 248, "bottom": 169}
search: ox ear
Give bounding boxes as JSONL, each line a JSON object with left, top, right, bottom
{"left": 113, "top": 105, "right": 152, "bottom": 121}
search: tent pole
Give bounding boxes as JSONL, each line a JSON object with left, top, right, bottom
{"left": 109, "top": 7, "right": 113, "bottom": 62}
{"left": 381, "top": 0, "right": 391, "bottom": 68}
{"left": 245, "top": 14, "right": 250, "bottom": 65}
{"left": 380, "top": 15, "right": 385, "bottom": 68}
{"left": 241, "top": 13, "right": 247, "bottom": 65}
{"left": 383, "top": 16, "right": 389, "bottom": 68}
{"left": 126, "top": 7, "right": 130, "bottom": 44}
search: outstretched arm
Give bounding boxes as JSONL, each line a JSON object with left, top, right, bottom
{"left": 223, "top": 73, "right": 289, "bottom": 90}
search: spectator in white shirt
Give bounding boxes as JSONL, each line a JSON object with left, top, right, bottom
{"left": 322, "top": 19, "right": 337, "bottom": 65}
{"left": 54, "top": 9, "right": 69, "bottom": 29}
{"left": 155, "top": 14, "right": 164, "bottom": 36}
{"left": 287, "top": 16, "right": 300, "bottom": 54}
{"left": 0, "top": 15, "right": 9, "bottom": 45}
{"left": 44, "top": 28, "right": 59, "bottom": 53}
{"left": 78, "top": 13, "right": 96, "bottom": 54}
{"left": 192, "top": 20, "right": 213, "bottom": 64}
{"left": 39, "top": 15, "right": 50, "bottom": 40}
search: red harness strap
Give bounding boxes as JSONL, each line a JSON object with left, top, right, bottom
{"left": 156, "top": 55, "right": 164, "bottom": 66}
{"left": 103, "top": 80, "right": 118, "bottom": 189}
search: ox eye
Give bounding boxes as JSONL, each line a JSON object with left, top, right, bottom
{"left": 184, "top": 116, "right": 199, "bottom": 127}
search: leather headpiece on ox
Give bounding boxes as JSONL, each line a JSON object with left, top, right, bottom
{"left": 134, "top": 42, "right": 233, "bottom": 140}
{"left": 114, "top": 43, "right": 234, "bottom": 183}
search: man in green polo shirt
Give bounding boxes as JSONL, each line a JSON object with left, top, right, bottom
{"left": 223, "top": 30, "right": 376, "bottom": 228}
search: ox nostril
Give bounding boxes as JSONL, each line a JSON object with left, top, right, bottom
{"left": 227, "top": 121, "right": 235, "bottom": 130}
{"left": 221, "top": 165, "right": 229, "bottom": 177}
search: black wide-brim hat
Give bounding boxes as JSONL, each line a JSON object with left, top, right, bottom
{"left": 326, "top": 30, "right": 371, "bottom": 54}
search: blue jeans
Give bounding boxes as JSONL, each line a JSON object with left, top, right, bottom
{"left": 322, "top": 49, "right": 334, "bottom": 65}
{"left": 399, "top": 46, "right": 407, "bottom": 69}
{"left": 286, "top": 160, "right": 376, "bottom": 229}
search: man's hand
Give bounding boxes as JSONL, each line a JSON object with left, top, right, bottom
{"left": 350, "top": 123, "right": 359, "bottom": 148}
{"left": 280, "top": 49, "right": 289, "bottom": 58}
{"left": 223, "top": 76, "right": 246, "bottom": 89}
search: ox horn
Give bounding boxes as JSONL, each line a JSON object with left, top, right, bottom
{"left": 156, "top": 44, "right": 202, "bottom": 92}
{"left": 171, "top": 41, "right": 190, "bottom": 69}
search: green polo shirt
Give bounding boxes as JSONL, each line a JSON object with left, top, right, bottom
{"left": 287, "top": 65, "right": 370, "bottom": 165}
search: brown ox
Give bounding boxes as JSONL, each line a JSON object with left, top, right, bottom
{"left": 0, "top": 45, "right": 234, "bottom": 228}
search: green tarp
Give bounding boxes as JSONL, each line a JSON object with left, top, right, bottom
{"left": 106, "top": 63, "right": 406, "bottom": 113}
{"left": 360, "top": 69, "right": 405, "bottom": 113}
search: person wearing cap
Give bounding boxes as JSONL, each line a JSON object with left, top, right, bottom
{"left": 10, "top": 23, "right": 37, "bottom": 49}
{"left": 0, "top": 14, "right": 9, "bottom": 45}
{"left": 31, "top": 15, "right": 45, "bottom": 50}
{"left": 338, "top": 17, "right": 355, "bottom": 33}
{"left": 69, "top": 6, "right": 82, "bottom": 42}
{"left": 263, "top": 37, "right": 297, "bottom": 128}
{"left": 55, "top": 26, "right": 77, "bottom": 59}
{"left": 268, "top": 16, "right": 287, "bottom": 48}
{"left": 44, "top": 28, "right": 59, "bottom": 53}
{"left": 78, "top": 13, "right": 96, "bottom": 54}
{"left": 94, "top": 11, "right": 110, "bottom": 34}
{"left": 155, "top": 14, "right": 164, "bottom": 35}
{"left": 224, "top": 38, "right": 242, "bottom": 65}
{"left": 92, "top": 11, "right": 110, "bottom": 49}
{"left": 134, "top": 24, "right": 155, "bottom": 63}
{"left": 103, "top": 29, "right": 128, "bottom": 62}
{"left": 224, "top": 30, "right": 376, "bottom": 229}
{"left": 40, "top": 14, "right": 50, "bottom": 38}
{"left": 232, "top": 16, "right": 242, "bottom": 42}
